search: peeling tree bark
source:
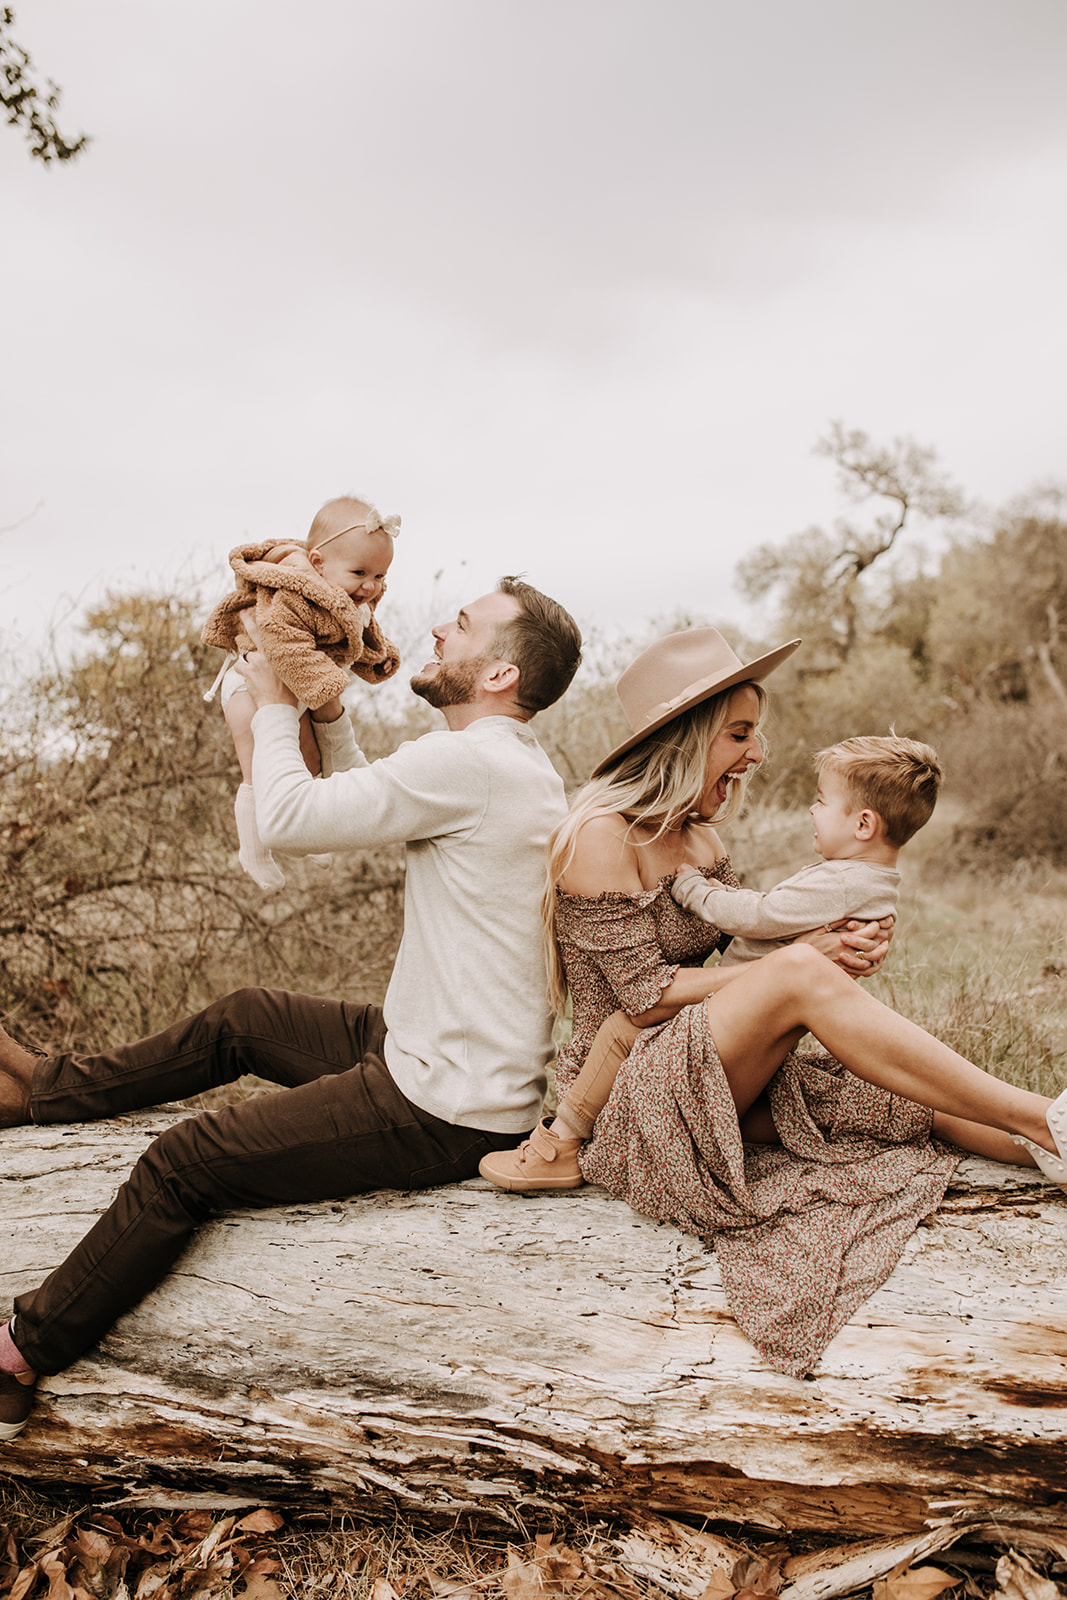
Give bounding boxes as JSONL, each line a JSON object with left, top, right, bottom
{"left": 2, "top": 1111, "right": 1066, "bottom": 1534}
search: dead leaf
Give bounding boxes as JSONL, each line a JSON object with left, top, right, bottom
{"left": 733, "top": 1555, "right": 785, "bottom": 1595}
{"left": 426, "top": 1579, "right": 490, "bottom": 1600}
{"left": 40, "top": 1548, "right": 78, "bottom": 1599}
{"left": 994, "top": 1550, "right": 1063, "bottom": 1600}
{"left": 133, "top": 1563, "right": 172, "bottom": 1598}
{"left": 237, "top": 1509, "right": 286, "bottom": 1535}
{"left": 238, "top": 1576, "right": 287, "bottom": 1600}
{"left": 188, "top": 1515, "right": 237, "bottom": 1569}
{"left": 503, "top": 1546, "right": 548, "bottom": 1600}
{"left": 30, "top": 1516, "right": 76, "bottom": 1549}
{"left": 369, "top": 1579, "right": 403, "bottom": 1600}
{"left": 699, "top": 1575, "right": 737, "bottom": 1600}
{"left": 873, "top": 1566, "right": 960, "bottom": 1600}
{"left": 69, "top": 1524, "right": 114, "bottom": 1580}
{"left": 9, "top": 1563, "right": 43, "bottom": 1600}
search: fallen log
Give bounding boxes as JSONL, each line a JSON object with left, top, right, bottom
{"left": 2, "top": 1109, "right": 1066, "bottom": 1535}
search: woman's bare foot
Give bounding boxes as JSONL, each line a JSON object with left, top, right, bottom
{"left": 0, "top": 1025, "right": 38, "bottom": 1126}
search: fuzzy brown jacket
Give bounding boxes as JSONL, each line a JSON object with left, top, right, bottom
{"left": 201, "top": 540, "right": 400, "bottom": 710}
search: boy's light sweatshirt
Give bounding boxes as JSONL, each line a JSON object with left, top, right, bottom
{"left": 673, "top": 857, "right": 901, "bottom": 965}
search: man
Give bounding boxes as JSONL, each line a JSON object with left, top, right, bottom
{"left": 0, "top": 576, "right": 582, "bottom": 1439}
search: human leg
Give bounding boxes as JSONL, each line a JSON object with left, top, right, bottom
{"left": 223, "top": 676, "right": 285, "bottom": 888}
{"left": 30, "top": 987, "right": 381, "bottom": 1125}
{"left": 222, "top": 679, "right": 256, "bottom": 784}
{"left": 234, "top": 784, "right": 286, "bottom": 889}
{"left": 10, "top": 1011, "right": 517, "bottom": 1376}
{"left": 704, "top": 945, "right": 1057, "bottom": 1155}
{"left": 479, "top": 1010, "right": 641, "bottom": 1191}
{"left": 556, "top": 1011, "right": 642, "bottom": 1138}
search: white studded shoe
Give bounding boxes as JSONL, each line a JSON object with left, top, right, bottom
{"left": 1012, "top": 1087, "right": 1067, "bottom": 1190}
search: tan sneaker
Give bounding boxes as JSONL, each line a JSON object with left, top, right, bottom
{"left": 479, "top": 1118, "right": 585, "bottom": 1192}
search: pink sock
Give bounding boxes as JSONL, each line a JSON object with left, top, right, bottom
{"left": 0, "top": 1320, "right": 31, "bottom": 1374}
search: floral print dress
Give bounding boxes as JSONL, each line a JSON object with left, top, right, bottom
{"left": 553, "top": 859, "right": 960, "bottom": 1378}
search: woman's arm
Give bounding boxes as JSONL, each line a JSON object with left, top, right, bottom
{"left": 560, "top": 814, "right": 747, "bottom": 1026}
{"left": 628, "top": 960, "right": 748, "bottom": 1025}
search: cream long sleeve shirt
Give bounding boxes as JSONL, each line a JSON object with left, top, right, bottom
{"left": 672, "top": 858, "right": 901, "bottom": 966}
{"left": 250, "top": 704, "right": 566, "bottom": 1132}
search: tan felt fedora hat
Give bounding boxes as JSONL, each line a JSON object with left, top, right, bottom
{"left": 591, "top": 627, "right": 802, "bottom": 777}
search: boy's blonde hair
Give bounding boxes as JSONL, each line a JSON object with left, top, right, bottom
{"left": 541, "top": 683, "right": 767, "bottom": 1014}
{"left": 814, "top": 735, "right": 942, "bottom": 848}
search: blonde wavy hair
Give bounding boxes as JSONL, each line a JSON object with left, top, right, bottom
{"left": 541, "top": 682, "right": 767, "bottom": 1015}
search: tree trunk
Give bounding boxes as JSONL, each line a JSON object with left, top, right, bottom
{"left": 3, "top": 1111, "right": 1066, "bottom": 1534}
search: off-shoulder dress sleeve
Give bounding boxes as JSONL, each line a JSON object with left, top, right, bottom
{"left": 556, "top": 889, "right": 680, "bottom": 1015}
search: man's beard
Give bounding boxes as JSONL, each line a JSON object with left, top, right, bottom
{"left": 410, "top": 655, "right": 488, "bottom": 710}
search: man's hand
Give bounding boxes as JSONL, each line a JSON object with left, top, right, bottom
{"left": 234, "top": 617, "right": 298, "bottom": 710}
{"left": 796, "top": 915, "right": 894, "bottom": 977}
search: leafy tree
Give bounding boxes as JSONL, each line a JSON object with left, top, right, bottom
{"left": 738, "top": 422, "right": 964, "bottom": 663}
{"left": 1, "top": 6, "right": 87, "bottom": 163}
{"left": 919, "top": 489, "right": 1067, "bottom": 866}
{"left": 927, "top": 489, "right": 1067, "bottom": 712}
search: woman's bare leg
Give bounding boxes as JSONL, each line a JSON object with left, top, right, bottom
{"left": 705, "top": 945, "right": 1056, "bottom": 1154}
{"left": 929, "top": 1113, "right": 1040, "bottom": 1164}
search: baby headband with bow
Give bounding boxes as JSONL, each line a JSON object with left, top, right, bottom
{"left": 314, "top": 509, "right": 401, "bottom": 550}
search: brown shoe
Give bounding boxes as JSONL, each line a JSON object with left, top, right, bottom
{"left": 0, "top": 1371, "right": 37, "bottom": 1441}
{"left": 0, "top": 1023, "right": 40, "bottom": 1128}
{"left": 479, "top": 1118, "right": 585, "bottom": 1192}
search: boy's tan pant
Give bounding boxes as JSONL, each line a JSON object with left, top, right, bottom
{"left": 555, "top": 1011, "right": 641, "bottom": 1139}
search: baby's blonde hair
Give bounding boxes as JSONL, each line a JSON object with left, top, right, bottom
{"left": 306, "top": 494, "right": 379, "bottom": 552}
{"left": 814, "top": 734, "right": 942, "bottom": 848}
{"left": 541, "top": 684, "right": 767, "bottom": 1015}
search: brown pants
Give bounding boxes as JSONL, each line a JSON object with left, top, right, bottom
{"left": 555, "top": 1011, "right": 642, "bottom": 1138}
{"left": 14, "top": 987, "right": 519, "bottom": 1375}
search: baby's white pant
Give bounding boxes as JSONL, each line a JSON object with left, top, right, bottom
{"left": 220, "top": 665, "right": 308, "bottom": 716}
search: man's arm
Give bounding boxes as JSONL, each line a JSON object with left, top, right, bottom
{"left": 250, "top": 703, "right": 484, "bottom": 855}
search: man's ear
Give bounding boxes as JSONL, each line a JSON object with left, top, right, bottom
{"left": 482, "top": 661, "right": 520, "bottom": 697}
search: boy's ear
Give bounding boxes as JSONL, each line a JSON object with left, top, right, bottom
{"left": 308, "top": 549, "right": 325, "bottom": 572}
{"left": 855, "top": 808, "right": 880, "bottom": 840}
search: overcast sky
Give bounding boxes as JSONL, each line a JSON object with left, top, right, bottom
{"left": 3, "top": 0, "right": 1065, "bottom": 662}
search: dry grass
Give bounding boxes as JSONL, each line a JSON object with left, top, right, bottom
{"left": 2, "top": 1485, "right": 1065, "bottom": 1600}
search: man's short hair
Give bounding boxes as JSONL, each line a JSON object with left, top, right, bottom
{"left": 814, "top": 735, "right": 943, "bottom": 847}
{"left": 494, "top": 576, "right": 582, "bottom": 715}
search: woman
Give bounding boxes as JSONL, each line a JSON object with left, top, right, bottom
{"left": 490, "top": 628, "right": 1067, "bottom": 1377}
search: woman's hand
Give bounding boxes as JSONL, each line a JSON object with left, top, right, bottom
{"left": 796, "top": 915, "right": 894, "bottom": 977}
{"left": 235, "top": 617, "right": 298, "bottom": 710}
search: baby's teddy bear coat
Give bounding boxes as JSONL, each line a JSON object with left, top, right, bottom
{"left": 202, "top": 540, "right": 401, "bottom": 710}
